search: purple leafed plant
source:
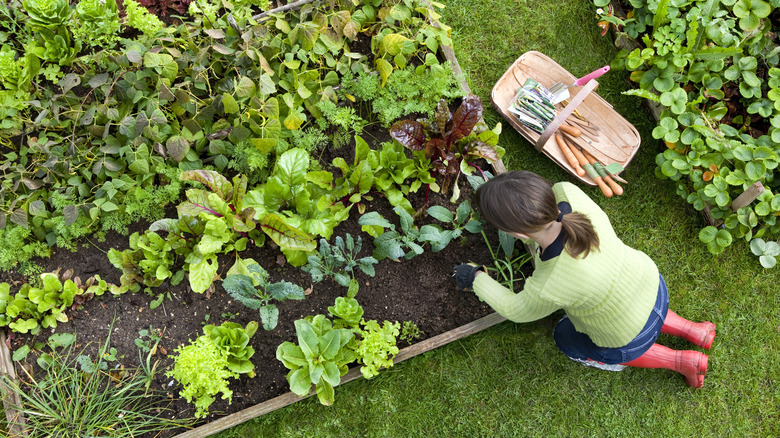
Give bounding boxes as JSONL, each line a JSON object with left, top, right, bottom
{"left": 389, "top": 94, "right": 500, "bottom": 196}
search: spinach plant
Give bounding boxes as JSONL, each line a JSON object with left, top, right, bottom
{"left": 419, "top": 201, "right": 483, "bottom": 252}
{"left": 358, "top": 206, "right": 425, "bottom": 261}
{"left": 221, "top": 258, "right": 305, "bottom": 330}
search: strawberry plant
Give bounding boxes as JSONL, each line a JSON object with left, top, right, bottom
{"left": 596, "top": 0, "right": 780, "bottom": 261}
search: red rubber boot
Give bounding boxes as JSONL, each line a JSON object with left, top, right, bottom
{"left": 662, "top": 310, "right": 716, "bottom": 349}
{"left": 621, "top": 343, "right": 709, "bottom": 388}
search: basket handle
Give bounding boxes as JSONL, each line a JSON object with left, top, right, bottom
{"left": 534, "top": 80, "right": 599, "bottom": 151}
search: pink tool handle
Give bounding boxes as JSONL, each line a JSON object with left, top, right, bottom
{"left": 573, "top": 66, "right": 610, "bottom": 86}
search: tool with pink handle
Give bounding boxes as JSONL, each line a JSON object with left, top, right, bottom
{"left": 549, "top": 65, "right": 610, "bottom": 104}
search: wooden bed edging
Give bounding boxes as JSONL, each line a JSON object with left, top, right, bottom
{"left": 173, "top": 312, "right": 507, "bottom": 438}
{"left": 0, "top": 331, "right": 26, "bottom": 438}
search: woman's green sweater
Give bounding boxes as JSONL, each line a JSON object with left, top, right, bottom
{"left": 472, "top": 182, "right": 659, "bottom": 348}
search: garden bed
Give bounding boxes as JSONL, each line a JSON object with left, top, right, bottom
{"left": 0, "top": 2, "right": 531, "bottom": 434}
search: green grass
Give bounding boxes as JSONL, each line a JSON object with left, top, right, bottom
{"left": 214, "top": 1, "right": 779, "bottom": 436}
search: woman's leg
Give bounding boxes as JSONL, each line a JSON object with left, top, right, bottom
{"left": 621, "top": 343, "right": 709, "bottom": 388}
{"left": 661, "top": 310, "right": 716, "bottom": 349}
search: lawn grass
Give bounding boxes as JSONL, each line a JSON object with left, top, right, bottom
{"left": 213, "top": 1, "right": 780, "bottom": 436}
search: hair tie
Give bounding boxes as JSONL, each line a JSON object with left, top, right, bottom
{"left": 557, "top": 212, "right": 564, "bottom": 222}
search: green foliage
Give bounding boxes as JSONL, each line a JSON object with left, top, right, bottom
{"left": 400, "top": 320, "right": 423, "bottom": 344}
{"left": 221, "top": 258, "right": 305, "bottom": 330}
{"left": 303, "top": 234, "right": 378, "bottom": 288}
{"left": 328, "top": 296, "right": 364, "bottom": 329}
{"left": 149, "top": 169, "right": 263, "bottom": 293}
{"left": 609, "top": 0, "right": 780, "bottom": 256}
{"left": 419, "top": 201, "right": 483, "bottom": 252}
{"left": 22, "top": 0, "right": 71, "bottom": 30}
{"left": 358, "top": 207, "right": 424, "bottom": 261}
{"left": 166, "top": 335, "right": 237, "bottom": 419}
{"left": 107, "top": 230, "right": 176, "bottom": 292}
{"left": 2, "top": 332, "right": 190, "bottom": 436}
{"left": 276, "top": 315, "right": 357, "bottom": 406}
{"left": 72, "top": 0, "right": 120, "bottom": 49}
{"left": 353, "top": 64, "right": 467, "bottom": 127}
{"left": 749, "top": 237, "right": 780, "bottom": 268}
{"left": 203, "top": 321, "right": 259, "bottom": 376}
{"left": 0, "top": 225, "right": 50, "bottom": 272}
{"left": 124, "top": 0, "right": 164, "bottom": 36}
{"left": 355, "top": 319, "right": 400, "bottom": 379}
{"left": 0, "top": 271, "right": 109, "bottom": 334}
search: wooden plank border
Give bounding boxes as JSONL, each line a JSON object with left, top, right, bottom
{"left": 0, "top": 331, "right": 27, "bottom": 437}
{"left": 174, "top": 313, "right": 507, "bottom": 438}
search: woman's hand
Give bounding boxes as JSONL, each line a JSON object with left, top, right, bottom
{"left": 452, "top": 263, "right": 485, "bottom": 291}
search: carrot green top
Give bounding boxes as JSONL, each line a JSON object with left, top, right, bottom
{"left": 472, "top": 182, "right": 659, "bottom": 348}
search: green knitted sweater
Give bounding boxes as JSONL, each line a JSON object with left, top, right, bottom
{"left": 472, "top": 182, "right": 659, "bottom": 348}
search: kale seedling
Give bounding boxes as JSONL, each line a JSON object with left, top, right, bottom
{"left": 303, "top": 234, "right": 378, "bottom": 287}
{"left": 221, "top": 258, "right": 304, "bottom": 331}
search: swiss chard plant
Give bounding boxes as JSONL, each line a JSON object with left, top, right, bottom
{"left": 390, "top": 95, "right": 503, "bottom": 202}
{"left": 221, "top": 257, "right": 305, "bottom": 331}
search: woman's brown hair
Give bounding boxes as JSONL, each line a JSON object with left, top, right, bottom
{"left": 475, "top": 171, "right": 599, "bottom": 258}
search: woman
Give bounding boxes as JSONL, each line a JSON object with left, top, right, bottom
{"left": 454, "top": 171, "right": 715, "bottom": 388}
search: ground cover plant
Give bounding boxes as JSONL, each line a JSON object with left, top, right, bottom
{"left": 212, "top": 0, "right": 778, "bottom": 437}
{"left": 591, "top": 0, "right": 780, "bottom": 261}
{"left": 0, "top": 0, "right": 527, "bottom": 435}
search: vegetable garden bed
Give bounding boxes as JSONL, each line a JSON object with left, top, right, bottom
{"left": 0, "top": 1, "right": 528, "bottom": 436}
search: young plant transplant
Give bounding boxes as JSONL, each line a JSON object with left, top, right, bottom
{"left": 303, "top": 234, "right": 378, "bottom": 288}
{"left": 221, "top": 258, "right": 305, "bottom": 330}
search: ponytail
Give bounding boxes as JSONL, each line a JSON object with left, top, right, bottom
{"left": 476, "top": 171, "right": 599, "bottom": 258}
{"left": 559, "top": 212, "right": 599, "bottom": 258}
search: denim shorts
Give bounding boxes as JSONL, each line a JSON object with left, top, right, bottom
{"left": 553, "top": 274, "right": 669, "bottom": 364}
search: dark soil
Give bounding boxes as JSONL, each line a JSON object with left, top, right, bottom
{"left": 2, "top": 120, "right": 531, "bottom": 435}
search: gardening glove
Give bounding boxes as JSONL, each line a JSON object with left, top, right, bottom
{"left": 453, "top": 263, "right": 485, "bottom": 291}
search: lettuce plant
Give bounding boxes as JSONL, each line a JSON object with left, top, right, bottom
{"left": 166, "top": 336, "right": 236, "bottom": 418}
{"left": 276, "top": 315, "right": 357, "bottom": 406}
{"left": 123, "top": 0, "right": 164, "bottom": 37}
{"left": 22, "top": 0, "right": 71, "bottom": 30}
{"left": 355, "top": 319, "right": 400, "bottom": 379}
{"left": 203, "top": 321, "right": 259, "bottom": 376}
{"left": 72, "top": 0, "right": 120, "bottom": 49}
{"left": 328, "top": 296, "right": 363, "bottom": 329}
{"left": 221, "top": 258, "right": 305, "bottom": 331}
{"left": 108, "top": 230, "right": 175, "bottom": 292}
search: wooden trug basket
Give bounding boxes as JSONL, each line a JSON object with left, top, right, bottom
{"left": 491, "top": 51, "right": 641, "bottom": 185}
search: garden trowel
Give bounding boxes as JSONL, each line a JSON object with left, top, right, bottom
{"left": 549, "top": 65, "right": 611, "bottom": 104}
